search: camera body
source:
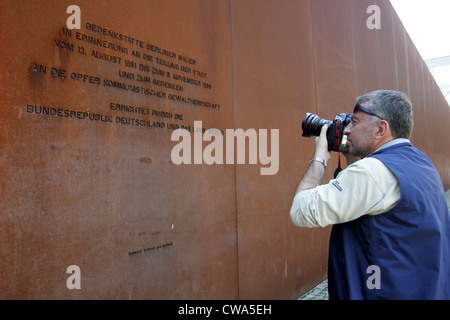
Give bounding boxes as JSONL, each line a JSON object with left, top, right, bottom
{"left": 302, "top": 112, "right": 351, "bottom": 152}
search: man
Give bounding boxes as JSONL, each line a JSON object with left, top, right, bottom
{"left": 290, "top": 90, "right": 450, "bottom": 300}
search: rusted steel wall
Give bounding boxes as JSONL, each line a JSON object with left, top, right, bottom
{"left": 0, "top": 0, "right": 448, "bottom": 299}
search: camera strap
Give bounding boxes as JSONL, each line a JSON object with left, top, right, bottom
{"left": 334, "top": 154, "right": 343, "bottom": 179}
{"left": 334, "top": 119, "right": 343, "bottom": 179}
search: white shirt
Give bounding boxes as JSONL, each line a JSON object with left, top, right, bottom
{"left": 289, "top": 139, "right": 408, "bottom": 228}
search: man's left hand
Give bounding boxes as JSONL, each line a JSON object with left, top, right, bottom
{"left": 314, "top": 124, "right": 331, "bottom": 162}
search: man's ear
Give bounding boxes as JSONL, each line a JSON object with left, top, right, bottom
{"left": 375, "top": 120, "right": 390, "bottom": 138}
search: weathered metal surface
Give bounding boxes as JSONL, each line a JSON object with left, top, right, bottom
{"left": 0, "top": 0, "right": 448, "bottom": 299}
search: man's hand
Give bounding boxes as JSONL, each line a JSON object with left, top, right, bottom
{"left": 293, "top": 125, "right": 330, "bottom": 195}
{"left": 314, "top": 125, "right": 331, "bottom": 162}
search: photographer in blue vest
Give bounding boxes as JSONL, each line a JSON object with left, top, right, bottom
{"left": 290, "top": 90, "right": 450, "bottom": 299}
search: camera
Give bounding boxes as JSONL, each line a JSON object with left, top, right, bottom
{"left": 301, "top": 113, "right": 351, "bottom": 152}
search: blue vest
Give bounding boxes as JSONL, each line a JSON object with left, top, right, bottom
{"left": 328, "top": 142, "right": 450, "bottom": 299}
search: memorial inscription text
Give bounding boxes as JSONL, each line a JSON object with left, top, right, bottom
{"left": 28, "top": 22, "right": 223, "bottom": 133}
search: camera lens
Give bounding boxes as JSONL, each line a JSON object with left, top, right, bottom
{"left": 301, "top": 113, "right": 332, "bottom": 137}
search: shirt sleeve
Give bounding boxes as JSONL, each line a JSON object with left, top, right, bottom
{"left": 290, "top": 158, "right": 400, "bottom": 228}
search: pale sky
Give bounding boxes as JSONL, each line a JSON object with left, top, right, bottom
{"left": 390, "top": 0, "right": 450, "bottom": 60}
{"left": 390, "top": 0, "right": 450, "bottom": 104}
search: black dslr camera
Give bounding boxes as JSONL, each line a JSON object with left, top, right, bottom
{"left": 301, "top": 113, "right": 351, "bottom": 152}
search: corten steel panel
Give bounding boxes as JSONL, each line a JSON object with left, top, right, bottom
{"left": 231, "top": 0, "right": 325, "bottom": 299}
{"left": 0, "top": 0, "right": 237, "bottom": 299}
{"left": 408, "top": 46, "right": 427, "bottom": 150}
{"left": 352, "top": 0, "right": 398, "bottom": 93}
{"left": 391, "top": 8, "right": 410, "bottom": 95}
{"left": 311, "top": 0, "right": 358, "bottom": 112}
{"left": 310, "top": 0, "right": 359, "bottom": 283}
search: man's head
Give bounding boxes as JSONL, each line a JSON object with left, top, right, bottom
{"left": 343, "top": 90, "right": 414, "bottom": 158}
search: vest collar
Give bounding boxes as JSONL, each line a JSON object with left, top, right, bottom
{"left": 368, "top": 138, "right": 411, "bottom": 157}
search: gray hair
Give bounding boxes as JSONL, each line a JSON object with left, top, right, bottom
{"left": 356, "top": 90, "right": 414, "bottom": 139}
